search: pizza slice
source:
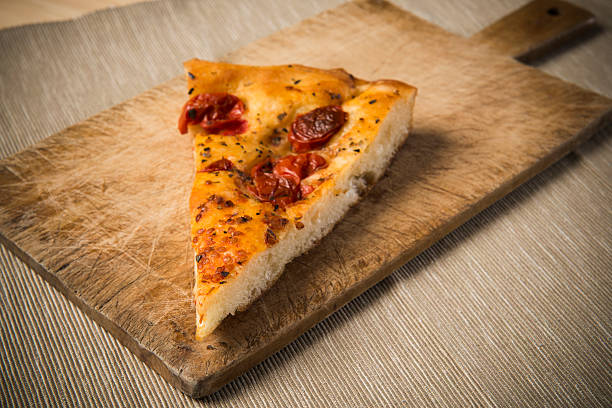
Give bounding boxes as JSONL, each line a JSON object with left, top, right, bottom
{"left": 178, "top": 59, "right": 416, "bottom": 339}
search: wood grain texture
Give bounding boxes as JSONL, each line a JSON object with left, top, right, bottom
{"left": 0, "top": 0, "right": 611, "bottom": 398}
{"left": 470, "top": 0, "right": 596, "bottom": 61}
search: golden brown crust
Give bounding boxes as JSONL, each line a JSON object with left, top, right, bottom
{"left": 184, "top": 59, "right": 416, "bottom": 335}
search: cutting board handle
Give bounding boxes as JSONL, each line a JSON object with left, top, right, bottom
{"left": 470, "top": 0, "right": 596, "bottom": 61}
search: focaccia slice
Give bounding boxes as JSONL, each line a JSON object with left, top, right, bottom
{"left": 179, "top": 60, "right": 416, "bottom": 339}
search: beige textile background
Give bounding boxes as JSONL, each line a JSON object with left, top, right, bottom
{"left": 1, "top": 0, "right": 611, "bottom": 406}
{"left": 0, "top": 0, "right": 147, "bottom": 29}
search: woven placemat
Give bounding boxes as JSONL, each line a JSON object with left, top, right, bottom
{"left": 1, "top": 0, "right": 611, "bottom": 406}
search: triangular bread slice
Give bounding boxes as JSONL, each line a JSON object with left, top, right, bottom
{"left": 180, "top": 60, "right": 416, "bottom": 339}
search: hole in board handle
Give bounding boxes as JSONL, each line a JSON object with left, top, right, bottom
{"left": 547, "top": 7, "right": 560, "bottom": 16}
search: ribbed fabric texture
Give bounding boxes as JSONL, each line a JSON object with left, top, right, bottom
{"left": 1, "top": 0, "right": 611, "bottom": 406}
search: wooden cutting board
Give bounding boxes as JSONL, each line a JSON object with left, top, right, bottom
{"left": 0, "top": 0, "right": 610, "bottom": 398}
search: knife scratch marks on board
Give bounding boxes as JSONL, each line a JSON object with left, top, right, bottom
{"left": 98, "top": 274, "right": 143, "bottom": 310}
{"left": 258, "top": 301, "right": 277, "bottom": 332}
{"left": 2, "top": 165, "right": 25, "bottom": 182}
{"left": 333, "top": 244, "right": 349, "bottom": 279}
{"left": 291, "top": 257, "right": 311, "bottom": 269}
{"left": 140, "top": 297, "right": 192, "bottom": 327}
{"left": 420, "top": 182, "right": 469, "bottom": 201}
{"left": 284, "top": 289, "right": 300, "bottom": 315}
{"left": 341, "top": 218, "right": 388, "bottom": 242}
{"left": 33, "top": 149, "right": 58, "bottom": 169}
{"left": 0, "top": 180, "right": 37, "bottom": 189}
{"left": 90, "top": 250, "right": 103, "bottom": 273}
{"left": 341, "top": 217, "right": 409, "bottom": 251}
{"left": 379, "top": 200, "right": 416, "bottom": 220}
{"left": 146, "top": 229, "right": 160, "bottom": 274}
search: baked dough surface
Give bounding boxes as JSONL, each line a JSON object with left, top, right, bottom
{"left": 184, "top": 60, "right": 416, "bottom": 339}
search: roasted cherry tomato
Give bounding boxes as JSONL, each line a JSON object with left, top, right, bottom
{"left": 249, "top": 153, "right": 328, "bottom": 207}
{"left": 201, "top": 158, "right": 234, "bottom": 172}
{"left": 289, "top": 105, "right": 347, "bottom": 152}
{"left": 178, "top": 93, "right": 247, "bottom": 135}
